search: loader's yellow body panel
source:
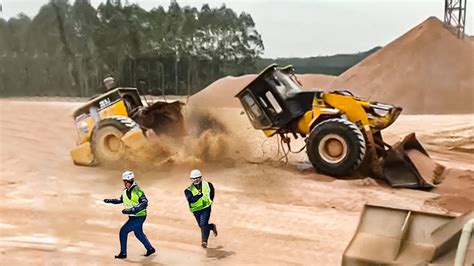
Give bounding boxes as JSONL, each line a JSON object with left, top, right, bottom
{"left": 263, "top": 129, "right": 278, "bottom": 137}
{"left": 121, "top": 130, "right": 148, "bottom": 150}
{"left": 100, "top": 100, "right": 128, "bottom": 117}
{"left": 74, "top": 116, "right": 95, "bottom": 146}
{"left": 70, "top": 141, "right": 94, "bottom": 166}
{"left": 75, "top": 100, "right": 128, "bottom": 145}
{"left": 323, "top": 93, "right": 370, "bottom": 126}
{"left": 284, "top": 93, "right": 401, "bottom": 137}
{"left": 296, "top": 110, "right": 314, "bottom": 135}
{"left": 70, "top": 130, "right": 148, "bottom": 166}
{"left": 290, "top": 93, "right": 372, "bottom": 136}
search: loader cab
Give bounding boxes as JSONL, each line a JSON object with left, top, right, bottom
{"left": 235, "top": 64, "right": 313, "bottom": 130}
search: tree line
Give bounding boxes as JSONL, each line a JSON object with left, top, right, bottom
{"left": 0, "top": 0, "right": 264, "bottom": 97}
{"left": 257, "top": 47, "right": 381, "bottom": 76}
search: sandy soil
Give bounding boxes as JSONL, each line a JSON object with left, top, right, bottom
{"left": 0, "top": 99, "right": 472, "bottom": 265}
{"left": 330, "top": 17, "right": 474, "bottom": 114}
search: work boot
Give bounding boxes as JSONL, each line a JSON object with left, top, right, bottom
{"left": 114, "top": 253, "right": 127, "bottom": 259}
{"left": 201, "top": 242, "right": 208, "bottom": 248}
{"left": 144, "top": 248, "right": 156, "bottom": 257}
{"left": 211, "top": 224, "right": 218, "bottom": 237}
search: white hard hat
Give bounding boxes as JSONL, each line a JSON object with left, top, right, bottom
{"left": 189, "top": 169, "right": 202, "bottom": 179}
{"left": 103, "top": 77, "right": 115, "bottom": 83}
{"left": 122, "top": 171, "right": 135, "bottom": 181}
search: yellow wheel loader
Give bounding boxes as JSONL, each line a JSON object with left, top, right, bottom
{"left": 70, "top": 87, "right": 185, "bottom": 166}
{"left": 235, "top": 64, "right": 444, "bottom": 189}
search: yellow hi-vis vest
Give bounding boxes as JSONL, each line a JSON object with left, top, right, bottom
{"left": 187, "top": 181, "right": 212, "bottom": 212}
{"left": 122, "top": 187, "right": 147, "bottom": 217}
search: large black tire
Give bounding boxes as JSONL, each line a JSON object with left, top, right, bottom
{"left": 91, "top": 116, "right": 139, "bottom": 165}
{"left": 306, "top": 118, "right": 366, "bottom": 177}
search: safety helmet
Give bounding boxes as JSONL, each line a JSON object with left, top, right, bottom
{"left": 103, "top": 76, "right": 115, "bottom": 84}
{"left": 122, "top": 171, "right": 135, "bottom": 181}
{"left": 189, "top": 169, "right": 202, "bottom": 179}
{"left": 103, "top": 76, "right": 116, "bottom": 90}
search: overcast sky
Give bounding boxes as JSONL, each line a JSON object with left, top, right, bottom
{"left": 1, "top": 0, "right": 473, "bottom": 57}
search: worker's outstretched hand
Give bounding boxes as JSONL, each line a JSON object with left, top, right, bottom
{"left": 122, "top": 208, "right": 134, "bottom": 214}
{"left": 104, "top": 199, "right": 113, "bottom": 203}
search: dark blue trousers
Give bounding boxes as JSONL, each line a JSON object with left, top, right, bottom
{"left": 119, "top": 216, "right": 154, "bottom": 254}
{"left": 193, "top": 207, "right": 214, "bottom": 242}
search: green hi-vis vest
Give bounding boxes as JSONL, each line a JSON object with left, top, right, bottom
{"left": 122, "top": 186, "right": 147, "bottom": 217}
{"left": 187, "top": 181, "right": 212, "bottom": 212}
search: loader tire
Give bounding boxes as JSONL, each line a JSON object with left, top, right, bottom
{"left": 306, "top": 118, "right": 366, "bottom": 177}
{"left": 91, "top": 116, "right": 139, "bottom": 165}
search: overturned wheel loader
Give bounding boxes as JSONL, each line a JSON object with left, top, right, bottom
{"left": 343, "top": 204, "right": 474, "bottom": 265}
{"left": 70, "top": 87, "right": 185, "bottom": 166}
{"left": 235, "top": 64, "right": 444, "bottom": 189}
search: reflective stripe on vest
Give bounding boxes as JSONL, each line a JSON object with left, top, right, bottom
{"left": 122, "top": 187, "right": 146, "bottom": 217}
{"left": 187, "top": 180, "right": 212, "bottom": 212}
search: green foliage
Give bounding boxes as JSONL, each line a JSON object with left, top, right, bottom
{"left": 0, "top": 1, "right": 264, "bottom": 97}
{"left": 257, "top": 47, "right": 381, "bottom": 76}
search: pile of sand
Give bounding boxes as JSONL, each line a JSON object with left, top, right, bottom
{"left": 297, "top": 74, "right": 337, "bottom": 90}
{"left": 188, "top": 75, "right": 256, "bottom": 108}
{"left": 190, "top": 17, "right": 472, "bottom": 113}
{"left": 428, "top": 168, "right": 474, "bottom": 213}
{"left": 188, "top": 74, "right": 336, "bottom": 108}
{"left": 419, "top": 124, "right": 474, "bottom": 153}
{"left": 330, "top": 17, "right": 474, "bottom": 114}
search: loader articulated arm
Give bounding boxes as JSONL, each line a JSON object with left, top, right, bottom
{"left": 321, "top": 93, "right": 370, "bottom": 126}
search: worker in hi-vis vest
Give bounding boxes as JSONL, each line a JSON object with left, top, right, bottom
{"left": 184, "top": 169, "right": 217, "bottom": 248}
{"left": 104, "top": 171, "right": 156, "bottom": 259}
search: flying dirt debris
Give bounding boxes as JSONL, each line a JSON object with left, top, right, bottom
{"left": 342, "top": 204, "right": 474, "bottom": 265}
{"left": 69, "top": 87, "right": 186, "bottom": 166}
{"left": 235, "top": 64, "right": 445, "bottom": 189}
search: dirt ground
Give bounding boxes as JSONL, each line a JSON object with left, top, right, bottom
{"left": 0, "top": 100, "right": 472, "bottom": 265}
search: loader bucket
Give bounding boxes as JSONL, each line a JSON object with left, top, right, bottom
{"left": 383, "top": 133, "right": 445, "bottom": 189}
{"left": 342, "top": 203, "right": 474, "bottom": 265}
{"left": 131, "top": 101, "right": 186, "bottom": 138}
